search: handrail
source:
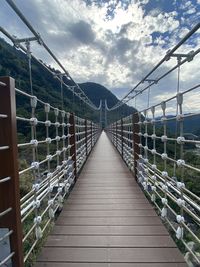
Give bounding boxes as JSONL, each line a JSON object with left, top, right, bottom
{"left": 106, "top": 82, "right": 200, "bottom": 265}
{"left": 0, "top": 76, "right": 101, "bottom": 267}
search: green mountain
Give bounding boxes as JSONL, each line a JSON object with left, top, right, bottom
{"left": 1, "top": 37, "right": 199, "bottom": 135}
{"left": 80, "top": 82, "right": 120, "bottom": 108}
{"left": 0, "top": 37, "right": 134, "bottom": 126}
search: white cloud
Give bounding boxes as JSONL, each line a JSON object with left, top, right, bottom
{"left": 178, "top": 27, "right": 190, "bottom": 38}
{"left": 185, "top": 7, "right": 196, "bottom": 14}
{"left": 180, "top": 1, "right": 192, "bottom": 9}
{"left": 0, "top": 0, "right": 199, "bottom": 114}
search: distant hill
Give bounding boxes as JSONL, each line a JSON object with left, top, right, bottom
{"left": 80, "top": 82, "right": 120, "bottom": 109}
{"left": 157, "top": 115, "right": 200, "bottom": 135}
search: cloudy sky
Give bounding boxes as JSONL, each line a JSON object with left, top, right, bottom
{"left": 0, "top": 0, "right": 200, "bottom": 112}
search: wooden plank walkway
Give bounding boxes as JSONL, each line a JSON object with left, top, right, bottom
{"left": 35, "top": 132, "right": 187, "bottom": 267}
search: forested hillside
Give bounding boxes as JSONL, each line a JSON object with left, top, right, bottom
{"left": 0, "top": 38, "right": 134, "bottom": 124}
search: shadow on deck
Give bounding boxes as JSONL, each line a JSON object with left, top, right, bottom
{"left": 35, "top": 132, "right": 187, "bottom": 267}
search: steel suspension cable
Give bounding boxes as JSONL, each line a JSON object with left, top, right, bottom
{"left": 105, "top": 22, "right": 200, "bottom": 111}
{"left": 4, "top": 0, "right": 100, "bottom": 111}
{"left": 173, "top": 61, "right": 181, "bottom": 177}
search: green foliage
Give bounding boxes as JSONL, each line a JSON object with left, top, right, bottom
{"left": 0, "top": 37, "right": 134, "bottom": 126}
{"left": 18, "top": 159, "right": 33, "bottom": 197}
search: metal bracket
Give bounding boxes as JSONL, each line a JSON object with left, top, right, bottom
{"left": 165, "top": 50, "right": 194, "bottom": 63}
{"left": 12, "top": 35, "right": 42, "bottom": 48}
{"left": 54, "top": 72, "right": 70, "bottom": 80}
{"left": 143, "top": 78, "right": 158, "bottom": 84}
{"left": 13, "top": 35, "right": 43, "bottom": 60}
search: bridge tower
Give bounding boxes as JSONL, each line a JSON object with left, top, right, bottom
{"left": 104, "top": 99, "right": 108, "bottom": 128}
{"left": 99, "top": 99, "right": 108, "bottom": 129}
{"left": 99, "top": 99, "right": 102, "bottom": 128}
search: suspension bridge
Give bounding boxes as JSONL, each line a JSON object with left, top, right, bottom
{"left": 0, "top": 1, "right": 200, "bottom": 267}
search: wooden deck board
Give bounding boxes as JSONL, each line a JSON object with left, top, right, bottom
{"left": 35, "top": 263, "right": 187, "bottom": 267}
{"left": 51, "top": 225, "right": 171, "bottom": 235}
{"left": 36, "top": 247, "right": 185, "bottom": 263}
{"left": 35, "top": 132, "right": 187, "bottom": 267}
{"left": 62, "top": 203, "right": 153, "bottom": 210}
{"left": 44, "top": 235, "right": 177, "bottom": 247}
{"left": 55, "top": 216, "right": 163, "bottom": 226}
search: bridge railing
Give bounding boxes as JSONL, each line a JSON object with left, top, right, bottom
{"left": 0, "top": 76, "right": 101, "bottom": 267}
{"left": 107, "top": 87, "right": 200, "bottom": 264}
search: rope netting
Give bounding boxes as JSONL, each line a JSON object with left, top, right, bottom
{"left": 107, "top": 83, "right": 200, "bottom": 264}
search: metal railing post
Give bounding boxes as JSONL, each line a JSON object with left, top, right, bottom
{"left": 90, "top": 121, "right": 93, "bottom": 148}
{"left": 85, "top": 119, "right": 88, "bottom": 157}
{"left": 115, "top": 122, "right": 117, "bottom": 148}
{"left": 69, "top": 113, "right": 77, "bottom": 180}
{"left": 0, "top": 77, "right": 24, "bottom": 267}
{"left": 132, "top": 112, "right": 140, "bottom": 180}
{"left": 121, "top": 118, "right": 124, "bottom": 157}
